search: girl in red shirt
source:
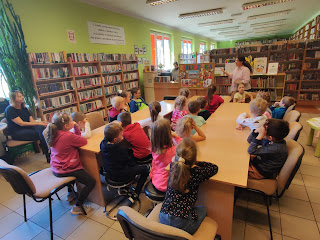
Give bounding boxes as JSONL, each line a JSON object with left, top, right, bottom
{"left": 205, "top": 84, "right": 224, "bottom": 114}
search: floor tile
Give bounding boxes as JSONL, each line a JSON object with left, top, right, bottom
{"left": 279, "top": 197, "right": 315, "bottom": 220}
{"left": 1, "top": 221, "right": 43, "bottom": 240}
{"left": 0, "top": 203, "right": 13, "bottom": 220}
{"left": 302, "top": 175, "right": 320, "bottom": 189}
{"left": 244, "top": 224, "right": 282, "bottom": 240}
{"left": 2, "top": 194, "right": 32, "bottom": 211}
{"left": 247, "top": 192, "right": 279, "bottom": 212}
{"left": 311, "top": 203, "right": 320, "bottom": 222}
{"left": 301, "top": 151, "right": 320, "bottom": 167}
{"left": 48, "top": 211, "right": 87, "bottom": 239}
{"left": 53, "top": 192, "right": 75, "bottom": 210}
{"left": 300, "top": 165, "right": 320, "bottom": 178}
{"left": 32, "top": 230, "right": 63, "bottom": 240}
{"left": 0, "top": 212, "right": 25, "bottom": 238}
{"left": 232, "top": 220, "right": 245, "bottom": 240}
{"left": 30, "top": 202, "right": 69, "bottom": 229}
{"left": 306, "top": 187, "right": 320, "bottom": 204}
{"left": 65, "top": 218, "right": 108, "bottom": 240}
{"left": 291, "top": 173, "right": 304, "bottom": 186}
{"left": 16, "top": 198, "right": 49, "bottom": 218}
{"left": 283, "top": 184, "right": 309, "bottom": 201}
{"left": 246, "top": 204, "right": 282, "bottom": 234}
{"left": 281, "top": 213, "right": 320, "bottom": 240}
{"left": 283, "top": 236, "right": 300, "bottom": 240}
{"left": 88, "top": 206, "right": 115, "bottom": 227}
{"left": 233, "top": 200, "right": 247, "bottom": 222}
{"left": 110, "top": 220, "right": 124, "bottom": 233}
{"left": 0, "top": 179, "right": 18, "bottom": 203}
{"left": 99, "top": 228, "right": 127, "bottom": 240}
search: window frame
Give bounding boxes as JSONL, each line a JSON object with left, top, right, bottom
{"left": 181, "top": 38, "right": 192, "bottom": 55}
{"left": 150, "top": 32, "right": 171, "bottom": 70}
{"left": 210, "top": 43, "right": 215, "bottom": 50}
{"left": 199, "top": 42, "right": 206, "bottom": 54}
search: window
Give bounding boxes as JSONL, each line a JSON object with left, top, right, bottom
{"left": 199, "top": 42, "right": 206, "bottom": 54}
{"left": 210, "top": 44, "right": 215, "bottom": 50}
{"left": 181, "top": 39, "right": 192, "bottom": 54}
{"left": 0, "top": 70, "right": 9, "bottom": 98}
{"left": 150, "top": 32, "right": 171, "bottom": 70}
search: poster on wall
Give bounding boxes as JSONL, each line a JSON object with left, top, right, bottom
{"left": 87, "top": 21, "right": 125, "bottom": 45}
{"left": 188, "top": 70, "right": 199, "bottom": 79}
{"left": 67, "top": 30, "right": 76, "bottom": 43}
{"left": 134, "top": 45, "right": 139, "bottom": 54}
{"left": 253, "top": 57, "right": 268, "bottom": 75}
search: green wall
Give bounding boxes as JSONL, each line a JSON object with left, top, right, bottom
{"left": 10, "top": 0, "right": 215, "bottom": 87}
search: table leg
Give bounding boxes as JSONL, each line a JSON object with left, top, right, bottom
{"left": 197, "top": 181, "right": 234, "bottom": 240}
{"left": 315, "top": 137, "right": 320, "bottom": 158}
{"left": 307, "top": 128, "right": 315, "bottom": 146}
{"left": 79, "top": 150, "right": 105, "bottom": 206}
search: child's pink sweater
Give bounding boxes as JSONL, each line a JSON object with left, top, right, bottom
{"left": 150, "top": 145, "right": 177, "bottom": 192}
{"left": 171, "top": 109, "right": 188, "bottom": 130}
{"left": 50, "top": 125, "right": 87, "bottom": 174}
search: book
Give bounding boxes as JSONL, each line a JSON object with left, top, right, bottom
{"left": 253, "top": 57, "right": 267, "bottom": 75}
{"left": 267, "top": 63, "right": 279, "bottom": 75}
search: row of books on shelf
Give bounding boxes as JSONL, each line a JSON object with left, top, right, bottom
{"left": 286, "top": 73, "right": 301, "bottom": 81}
{"left": 285, "top": 84, "right": 298, "bottom": 91}
{"left": 307, "top": 40, "right": 320, "bottom": 49}
{"left": 37, "top": 81, "right": 74, "bottom": 95}
{"left": 279, "top": 63, "right": 302, "bottom": 72}
{"left": 270, "top": 42, "right": 305, "bottom": 51}
{"left": 67, "top": 53, "right": 135, "bottom": 62}
{"left": 76, "top": 77, "right": 101, "bottom": 89}
{"left": 106, "top": 96, "right": 112, "bottom": 106}
{"left": 251, "top": 77, "right": 277, "bottom": 88}
{"left": 211, "top": 57, "right": 236, "bottom": 64}
{"left": 301, "top": 83, "right": 320, "bottom": 90}
{"left": 101, "top": 64, "right": 121, "bottom": 73}
{"left": 40, "top": 93, "right": 74, "bottom": 109}
{"left": 122, "top": 54, "right": 137, "bottom": 61}
{"left": 214, "top": 76, "right": 231, "bottom": 85}
{"left": 29, "top": 52, "right": 67, "bottom": 64}
{"left": 33, "top": 67, "right": 69, "bottom": 80}
{"left": 123, "top": 72, "right": 138, "bottom": 81}
{"left": 78, "top": 88, "right": 103, "bottom": 101}
{"left": 155, "top": 76, "right": 171, "bottom": 83}
{"left": 269, "top": 53, "right": 303, "bottom": 61}
{"left": 299, "top": 93, "right": 319, "bottom": 101}
{"left": 303, "top": 72, "right": 320, "bottom": 80}
{"left": 235, "top": 38, "right": 288, "bottom": 47}
{"left": 103, "top": 75, "right": 122, "bottom": 84}
{"left": 238, "top": 45, "right": 268, "bottom": 53}
{"left": 304, "top": 62, "right": 320, "bottom": 70}
{"left": 105, "top": 84, "right": 122, "bottom": 96}
{"left": 80, "top": 100, "right": 103, "bottom": 113}
{"left": 216, "top": 85, "right": 231, "bottom": 95}
{"left": 44, "top": 106, "right": 78, "bottom": 122}
{"left": 210, "top": 48, "right": 236, "bottom": 55}
{"left": 73, "top": 66, "right": 98, "bottom": 76}
{"left": 122, "top": 63, "right": 138, "bottom": 71}
{"left": 305, "top": 51, "right": 320, "bottom": 58}
{"left": 124, "top": 81, "right": 139, "bottom": 90}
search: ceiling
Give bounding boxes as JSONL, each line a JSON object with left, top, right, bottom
{"left": 79, "top": 0, "right": 320, "bottom": 42}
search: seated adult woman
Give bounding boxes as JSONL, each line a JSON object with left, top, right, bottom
{"left": 4, "top": 91, "right": 50, "bottom": 162}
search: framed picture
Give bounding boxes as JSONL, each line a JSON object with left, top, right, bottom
{"left": 139, "top": 48, "right": 143, "bottom": 55}
{"left": 143, "top": 45, "right": 147, "bottom": 55}
{"left": 138, "top": 57, "right": 142, "bottom": 64}
{"left": 134, "top": 45, "right": 139, "bottom": 55}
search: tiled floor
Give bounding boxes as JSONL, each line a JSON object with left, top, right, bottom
{"left": 0, "top": 112, "right": 319, "bottom": 240}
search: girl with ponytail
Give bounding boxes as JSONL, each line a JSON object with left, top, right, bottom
{"left": 159, "top": 138, "right": 218, "bottom": 235}
{"left": 45, "top": 112, "right": 96, "bottom": 215}
{"left": 138, "top": 101, "right": 163, "bottom": 136}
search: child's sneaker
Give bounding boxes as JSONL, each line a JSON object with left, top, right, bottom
{"left": 70, "top": 205, "right": 92, "bottom": 215}
{"left": 66, "top": 192, "right": 76, "bottom": 202}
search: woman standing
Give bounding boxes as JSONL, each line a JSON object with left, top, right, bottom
{"left": 171, "top": 62, "right": 180, "bottom": 82}
{"left": 4, "top": 91, "right": 50, "bottom": 162}
{"left": 221, "top": 57, "right": 252, "bottom": 97}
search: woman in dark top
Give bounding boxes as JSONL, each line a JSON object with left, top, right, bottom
{"left": 159, "top": 138, "right": 218, "bottom": 235}
{"left": 4, "top": 91, "right": 50, "bottom": 161}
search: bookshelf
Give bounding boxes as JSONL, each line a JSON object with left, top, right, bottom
{"left": 29, "top": 52, "right": 140, "bottom": 122}
{"left": 290, "top": 15, "right": 320, "bottom": 41}
{"left": 179, "top": 53, "right": 197, "bottom": 64}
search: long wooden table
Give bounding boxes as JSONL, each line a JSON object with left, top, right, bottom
{"left": 79, "top": 96, "right": 250, "bottom": 240}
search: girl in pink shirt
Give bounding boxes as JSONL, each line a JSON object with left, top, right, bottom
{"left": 46, "top": 113, "right": 95, "bottom": 215}
{"left": 171, "top": 96, "right": 188, "bottom": 130}
{"left": 205, "top": 84, "right": 224, "bottom": 113}
{"left": 150, "top": 118, "right": 177, "bottom": 192}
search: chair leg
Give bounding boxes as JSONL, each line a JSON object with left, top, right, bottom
{"left": 23, "top": 194, "right": 27, "bottom": 222}
{"left": 265, "top": 196, "right": 273, "bottom": 240}
{"left": 49, "top": 197, "right": 53, "bottom": 240}
{"left": 70, "top": 185, "right": 86, "bottom": 215}
{"left": 55, "top": 193, "right": 61, "bottom": 201}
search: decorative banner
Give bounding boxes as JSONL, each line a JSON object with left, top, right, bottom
{"left": 67, "top": 30, "right": 76, "bottom": 43}
{"left": 88, "top": 21, "right": 125, "bottom": 45}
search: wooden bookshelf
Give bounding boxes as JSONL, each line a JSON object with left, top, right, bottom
{"left": 290, "top": 15, "right": 320, "bottom": 41}
{"left": 29, "top": 52, "right": 140, "bottom": 122}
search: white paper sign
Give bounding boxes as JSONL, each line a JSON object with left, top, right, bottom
{"left": 67, "top": 30, "right": 76, "bottom": 43}
{"left": 267, "top": 62, "right": 279, "bottom": 75}
{"left": 225, "top": 62, "right": 236, "bottom": 74}
{"left": 88, "top": 21, "right": 125, "bottom": 45}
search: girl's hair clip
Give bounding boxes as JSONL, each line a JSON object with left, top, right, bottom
{"left": 178, "top": 157, "right": 185, "bottom": 163}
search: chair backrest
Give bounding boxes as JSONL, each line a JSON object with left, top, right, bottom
{"left": 117, "top": 206, "right": 193, "bottom": 240}
{"left": 0, "top": 159, "right": 36, "bottom": 196}
{"left": 85, "top": 112, "right": 105, "bottom": 130}
{"left": 163, "top": 96, "right": 177, "bottom": 100}
{"left": 277, "top": 139, "right": 304, "bottom": 197}
{"left": 283, "top": 103, "right": 297, "bottom": 120}
{"left": 247, "top": 92, "right": 257, "bottom": 99}
{"left": 285, "top": 122, "right": 303, "bottom": 141}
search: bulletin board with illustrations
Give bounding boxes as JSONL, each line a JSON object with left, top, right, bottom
{"left": 179, "top": 63, "right": 215, "bottom": 88}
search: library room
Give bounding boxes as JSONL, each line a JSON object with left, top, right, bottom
{"left": 0, "top": 0, "right": 320, "bottom": 239}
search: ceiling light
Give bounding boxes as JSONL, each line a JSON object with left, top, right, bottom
{"left": 210, "top": 26, "right": 240, "bottom": 32}
{"left": 220, "top": 30, "right": 244, "bottom": 34}
{"left": 254, "top": 29, "right": 279, "bottom": 34}
{"left": 250, "top": 19, "right": 286, "bottom": 27}
{"left": 146, "top": 0, "right": 178, "bottom": 6}
{"left": 231, "top": 13, "right": 242, "bottom": 17}
{"left": 179, "top": 8, "right": 223, "bottom": 19}
{"left": 222, "top": 33, "right": 248, "bottom": 37}
{"left": 242, "top": 0, "right": 294, "bottom": 10}
{"left": 199, "top": 19, "right": 233, "bottom": 27}
{"left": 253, "top": 24, "right": 285, "bottom": 31}
{"left": 247, "top": 9, "right": 292, "bottom": 20}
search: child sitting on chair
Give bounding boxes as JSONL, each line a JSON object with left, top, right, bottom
{"left": 175, "top": 117, "right": 206, "bottom": 142}
{"left": 248, "top": 119, "right": 289, "bottom": 179}
{"left": 270, "top": 96, "right": 295, "bottom": 119}
{"left": 100, "top": 122, "right": 149, "bottom": 199}
{"left": 70, "top": 112, "right": 91, "bottom": 138}
{"left": 171, "top": 96, "right": 188, "bottom": 131}
{"left": 117, "top": 90, "right": 131, "bottom": 112}
{"left": 233, "top": 83, "right": 253, "bottom": 103}
{"left": 197, "top": 97, "right": 211, "bottom": 121}
{"left": 159, "top": 138, "right": 218, "bottom": 235}
{"left": 108, "top": 96, "right": 125, "bottom": 122}
{"left": 184, "top": 101, "right": 206, "bottom": 135}
{"left": 256, "top": 91, "right": 272, "bottom": 119}
{"left": 129, "top": 88, "right": 148, "bottom": 113}
{"left": 117, "top": 112, "right": 152, "bottom": 163}
{"left": 205, "top": 84, "right": 224, "bottom": 114}
{"left": 236, "top": 98, "right": 268, "bottom": 131}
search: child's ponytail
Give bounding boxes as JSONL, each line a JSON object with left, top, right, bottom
{"left": 168, "top": 138, "right": 197, "bottom": 193}
{"left": 149, "top": 101, "right": 161, "bottom": 123}
{"left": 46, "top": 123, "right": 58, "bottom": 147}
{"left": 45, "top": 112, "right": 71, "bottom": 147}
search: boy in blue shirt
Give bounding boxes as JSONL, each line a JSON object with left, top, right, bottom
{"left": 270, "top": 96, "right": 295, "bottom": 119}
